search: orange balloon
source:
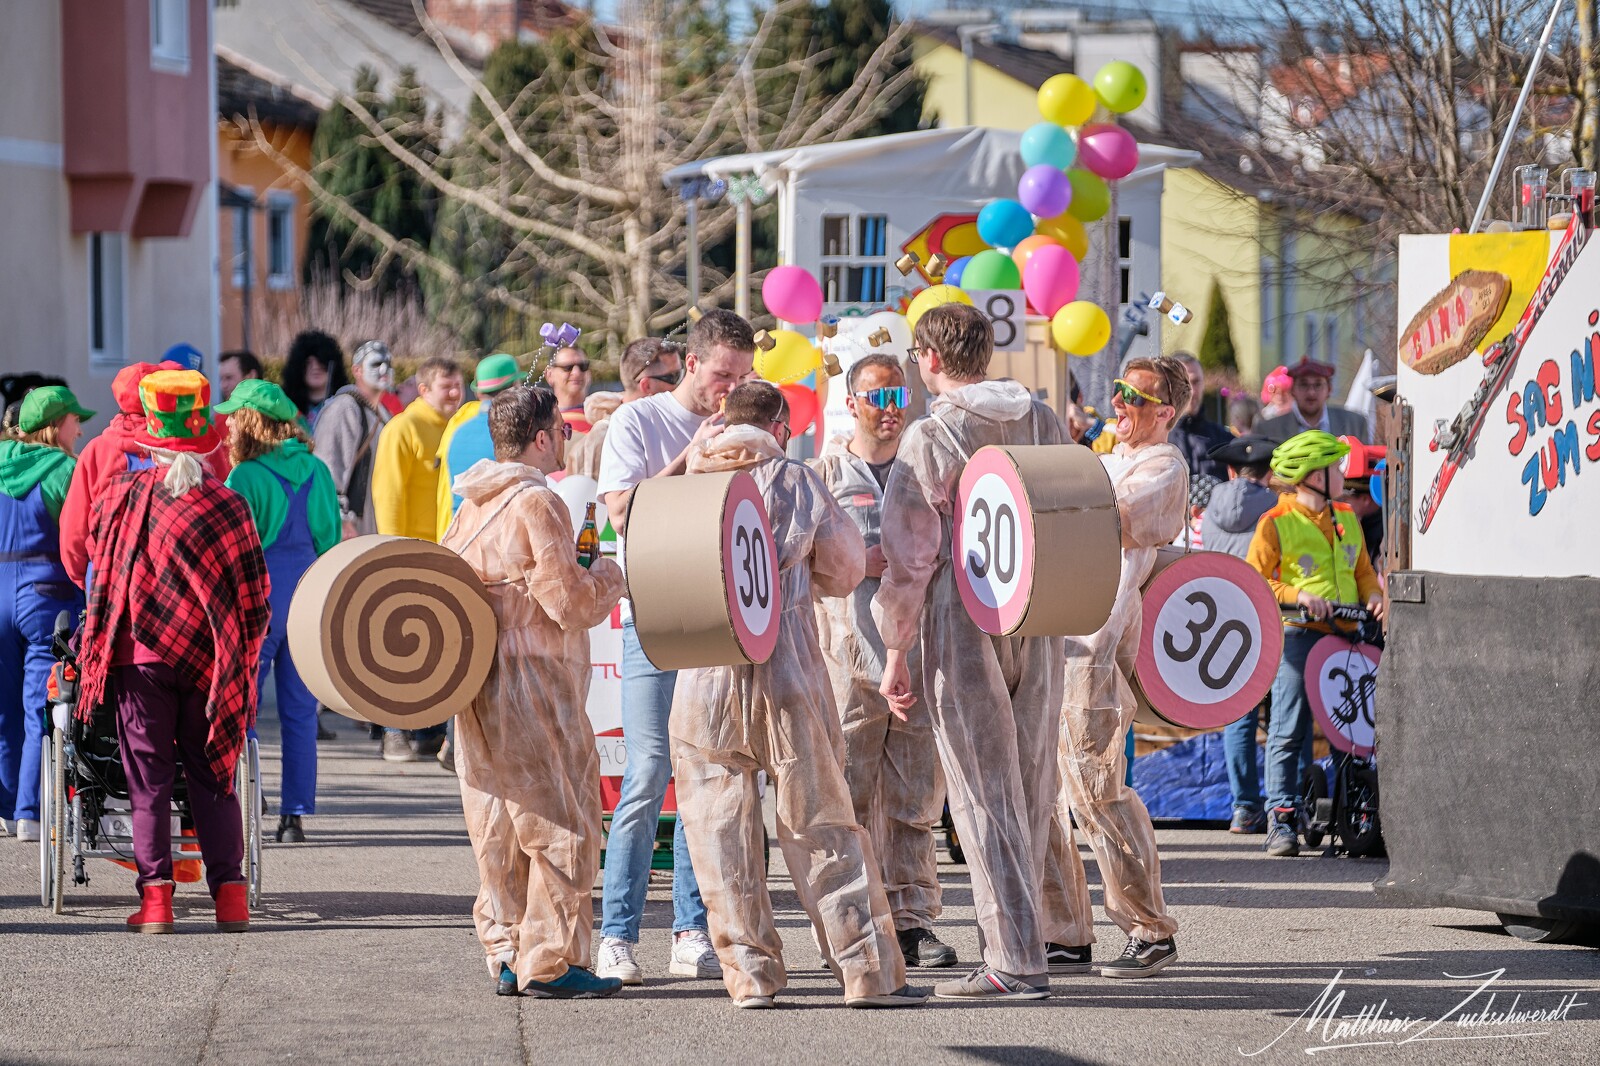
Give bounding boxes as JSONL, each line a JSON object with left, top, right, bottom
{"left": 1037, "top": 213, "right": 1090, "bottom": 260}
{"left": 1012, "top": 234, "right": 1064, "bottom": 278}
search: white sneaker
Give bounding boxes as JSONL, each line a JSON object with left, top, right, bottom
{"left": 596, "top": 937, "right": 644, "bottom": 986}
{"left": 670, "top": 930, "right": 722, "bottom": 978}
{"left": 0, "top": 818, "right": 11, "bottom": 837}
{"left": 15, "top": 819, "right": 41, "bottom": 843}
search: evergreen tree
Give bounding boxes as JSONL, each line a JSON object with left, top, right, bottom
{"left": 1199, "top": 281, "right": 1238, "bottom": 372}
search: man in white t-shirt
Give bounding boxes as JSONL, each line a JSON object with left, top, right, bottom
{"left": 594, "top": 309, "right": 756, "bottom": 985}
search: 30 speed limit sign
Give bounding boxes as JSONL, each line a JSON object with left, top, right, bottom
{"left": 722, "top": 482, "right": 781, "bottom": 664}
{"left": 1134, "top": 551, "right": 1282, "bottom": 730}
{"left": 953, "top": 445, "right": 1121, "bottom": 637}
{"left": 1306, "top": 638, "right": 1381, "bottom": 756}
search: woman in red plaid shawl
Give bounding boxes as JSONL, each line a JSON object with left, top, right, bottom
{"left": 78, "top": 370, "right": 270, "bottom": 934}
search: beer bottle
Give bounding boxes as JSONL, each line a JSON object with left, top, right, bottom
{"left": 576, "top": 502, "right": 600, "bottom": 569}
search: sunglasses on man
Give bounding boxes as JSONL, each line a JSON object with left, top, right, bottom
{"left": 1112, "top": 378, "right": 1170, "bottom": 408}
{"left": 544, "top": 421, "right": 574, "bottom": 440}
{"left": 854, "top": 386, "right": 910, "bottom": 410}
{"left": 643, "top": 364, "right": 683, "bottom": 387}
{"left": 550, "top": 360, "right": 591, "bottom": 374}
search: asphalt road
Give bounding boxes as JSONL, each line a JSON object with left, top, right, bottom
{"left": 2, "top": 713, "right": 1596, "bottom": 1066}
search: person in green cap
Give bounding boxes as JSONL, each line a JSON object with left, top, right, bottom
{"left": 435, "top": 353, "right": 524, "bottom": 543}
{"left": 216, "top": 380, "right": 341, "bottom": 843}
{"left": 0, "top": 386, "right": 94, "bottom": 840}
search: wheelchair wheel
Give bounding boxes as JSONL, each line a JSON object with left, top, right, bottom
{"left": 50, "top": 728, "right": 66, "bottom": 914}
{"left": 237, "top": 736, "right": 263, "bottom": 909}
{"left": 40, "top": 734, "right": 54, "bottom": 909}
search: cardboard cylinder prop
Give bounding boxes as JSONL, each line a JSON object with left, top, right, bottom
{"left": 287, "top": 535, "right": 498, "bottom": 729}
{"left": 953, "top": 445, "right": 1121, "bottom": 637}
{"left": 1133, "top": 549, "right": 1283, "bottom": 731}
{"left": 625, "top": 470, "right": 781, "bottom": 670}
{"left": 1306, "top": 637, "right": 1381, "bottom": 756}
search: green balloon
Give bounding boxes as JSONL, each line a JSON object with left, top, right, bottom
{"left": 1094, "top": 61, "right": 1148, "bottom": 114}
{"left": 961, "top": 249, "right": 1022, "bottom": 290}
{"left": 1067, "top": 170, "right": 1110, "bottom": 222}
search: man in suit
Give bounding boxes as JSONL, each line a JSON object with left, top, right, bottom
{"left": 1256, "top": 357, "right": 1370, "bottom": 442}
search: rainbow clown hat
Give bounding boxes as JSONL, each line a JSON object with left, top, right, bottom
{"left": 135, "top": 369, "right": 220, "bottom": 454}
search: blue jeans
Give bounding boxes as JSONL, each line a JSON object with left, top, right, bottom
{"left": 599, "top": 621, "right": 706, "bottom": 941}
{"left": 1225, "top": 707, "right": 1264, "bottom": 812}
{"left": 1266, "top": 627, "right": 1324, "bottom": 814}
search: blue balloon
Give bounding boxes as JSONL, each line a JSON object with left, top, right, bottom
{"left": 943, "top": 255, "right": 971, "bottom": 288}
{"left": 1020, "top": 123, "right": 1078, "bottom": 170}
{"left": 977, "top": 199, "right": 1035, "bottom": 250}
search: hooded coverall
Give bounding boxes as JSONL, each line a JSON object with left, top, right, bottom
{"left": 810, "top": 434, "right": 941, "bottom": 934}
{"left": 871, "top": 381, "right": 1067, "bottom": 980}
{"left": 671, "top": 427, "right": 906, "bottom": 1003}
{"left": 1041, "top": 442, "right": 1188, "bottom": 947}
{"left": 440, "top": 459, "right": 626, "bottom": 989}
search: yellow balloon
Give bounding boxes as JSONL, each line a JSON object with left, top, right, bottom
{"left": 1037, "top": 74, "right": 1097, "bottom": 128}
{"left": 755, "top": 329, "right": 821, "bottom": 385}
{"left": 1036, "top": 212, "right": 1089, "bottom": 260}
{"left": 905, "top": 284, "right": 975, "bottom": 332}
{"left": 1051, "top": 301, "right": 1111, "bottom": 355}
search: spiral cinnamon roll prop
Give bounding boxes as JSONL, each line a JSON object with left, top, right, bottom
{"left": 288, "top": 536, "right": 498, "bottom": 729}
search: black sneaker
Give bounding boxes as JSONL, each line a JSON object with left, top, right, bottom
{"left": 1045, "top": 942, "right": 1093, "bottom": 974}
{"left": 1100, "top": 936, "right": 1177, "bottom": 978}
{"left": 413, "top": 733, "right": 446, "bottom": 758}
{"left": 1265, "top": 807, "right": 1301, "bottom": 857}
{"left": 275, "top": 814, "right": 305, "bottom": 843}
{"left": 898, "top": 927, "right": 957, "bottom": 967}
{"left": 316, "top": 713, "right": 338, "bottom": 741}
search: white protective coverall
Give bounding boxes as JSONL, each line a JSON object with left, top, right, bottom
{"left": 440, "top": 459, "right": 627, "bottom": 988}
{"left": 871, "top": 381, "right": 1067, "bottom": 980}
{"left": 810, "top": 435, "right": 942, "bottom": 933}
{"left": 1042, "top": 441, "right": 1189, "bottom": 946}
{"left": 671, "top": 426, "right": 906, "bottom": 1003}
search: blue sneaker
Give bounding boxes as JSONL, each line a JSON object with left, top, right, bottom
{"left": 1265, "top": 807, "right": 1301, "bottom": 857}
{"left": 523, "top": 966, "right": 624, "bottom": 999}
{"left": 1230, "top": 807, "right": 1268, "bottom": 834}
{"left": 496, "top": 963, "right": 519, "bottom": 997}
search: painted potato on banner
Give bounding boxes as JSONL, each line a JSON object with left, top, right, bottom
{"left": 954, "top": 444, "right": 1121, "bottom": 637}
{"left": 1305, "top": 637, "right": 1381, "bottom": 756}
{"left": 1134, "top": 550, "right": 1283, "bottom": 730}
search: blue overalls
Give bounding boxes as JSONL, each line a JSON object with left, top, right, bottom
{"left": 256, "top": 471, "right": 320, "bottom": 816}
{"left": 0, "top": 485, "right": 85, "bottom": 823}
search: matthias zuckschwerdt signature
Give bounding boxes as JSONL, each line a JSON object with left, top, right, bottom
{"left": 1240, "top": 967, "right": 1589, "bottom": 1056}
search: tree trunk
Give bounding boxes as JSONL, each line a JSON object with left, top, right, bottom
{"left": 1579, "top": 0, "right": 1600, "bottom": 171}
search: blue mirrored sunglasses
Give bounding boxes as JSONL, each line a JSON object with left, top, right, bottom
{"left": 854, "top": 386, "right": 910, "bottom": 410}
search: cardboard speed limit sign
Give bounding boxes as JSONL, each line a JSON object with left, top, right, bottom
{"left": 626, "top": 469, "right": 780, "bottom": 669}
{"left": 1306, "top": 637, "right": 1381, "bottom": 756}
{"left": 1134, "top": 551, "right": 1282, "bottom": 730}
{"left": 953, "top": 444, "right": 1121, "bottom": 637}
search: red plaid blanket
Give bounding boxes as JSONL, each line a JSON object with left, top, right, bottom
{"left": 78, "top": 467, "right": 271, "bottom": 785}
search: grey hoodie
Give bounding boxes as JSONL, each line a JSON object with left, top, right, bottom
{"left": 312, "top": 385, "right": 391, "bottom": 535}
{"left": 1201, "top": 477, "right": 1279, "bottom": 560}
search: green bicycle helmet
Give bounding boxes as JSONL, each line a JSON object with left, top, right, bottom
{"left": 1271, "top": 430, "right": 1351, "bottom": 483}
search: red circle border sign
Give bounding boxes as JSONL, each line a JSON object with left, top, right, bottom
{"left": 1135, "top": 551, "right": 1284, "bottom": 730}
{"left": 953, "top": 447, "right": 1038, "bottom": 635}
{"left": 721, "top": 471, "right": 781, "bottom": 665}
{"left": 1305, "top": 636, "right": 1382, "bottom": 756}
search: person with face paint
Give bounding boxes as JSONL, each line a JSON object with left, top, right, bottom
{"left": 313, "top": 340, "right": 396, "bottom": 539}
{"left": 1246, "top": 430, "right": 1385, "bottom": 857}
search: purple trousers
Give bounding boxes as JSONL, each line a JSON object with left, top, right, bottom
{"left": 114, "top": 663, "right": 244, "bottom": 897}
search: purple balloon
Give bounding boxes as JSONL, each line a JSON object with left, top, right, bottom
{"left": 1017, "top": 164, "right": 1072, "bottom": 219}
{"left": 1022, "top": 244, "right": 1081, "bottom": 319}
{"left": 1077, "top": 124, "right": 1139, "bottom": 181}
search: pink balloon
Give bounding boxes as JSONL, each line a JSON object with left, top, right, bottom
{"left": 1022, "top": 244, "right": 1081, "bottom": 318}
{"left": 762, "top": 265, "right": 824, "bottom": 323}
{"left": 1077, "top": 124, "right": 1139, "bottom": 181}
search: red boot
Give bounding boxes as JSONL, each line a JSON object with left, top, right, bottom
{"left": 215, "top": 881, "right": 249, "bottom": 933}
{"left": 127, "top": 881, "right": 174, "bottom": 934}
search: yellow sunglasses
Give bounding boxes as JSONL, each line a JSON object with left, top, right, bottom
{"left": 1112, "top": 378, "right": 1169, "bottom": 408}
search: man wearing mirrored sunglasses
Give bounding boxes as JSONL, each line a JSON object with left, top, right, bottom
{"left": 810, "top": 354, "right": 956, "bottom": 970}
{"left": 544, "top": 347, "right": 594, "bottom": 436}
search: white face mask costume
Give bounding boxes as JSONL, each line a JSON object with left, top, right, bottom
{"left": 354, "top": 341, "right": 395, "bottom": 392}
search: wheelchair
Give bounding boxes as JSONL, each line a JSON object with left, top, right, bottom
{"left": 39, "top": 611, "right": 263, "bottom": 913}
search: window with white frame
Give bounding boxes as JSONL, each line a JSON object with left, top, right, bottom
{"left": 819, "top": 212, "right": 888, "bottom": 307}
{"left": 267, "top": 192, "right": 296, "bottom": 290}
{"left": 89, "top": 233, "right": 127, "bottom": 368}
{"left": 150, "top": 0, "right": 189, "bottom": 74}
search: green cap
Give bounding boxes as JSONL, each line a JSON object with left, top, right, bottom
{"left": 19, "top": 386, "right": 95, "bottom": 433}
{"left": 214, "top": 378, "right": 298, "bottom": 422}
{"left": 475, "top": 353, "right": 522, "bottom": 395}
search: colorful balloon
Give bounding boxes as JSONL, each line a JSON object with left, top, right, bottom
{"left": 754, "top": 328, "right": 822, "bottom": 384}
{"left": 1011, "top": 234, "right": 1062, "bottom": 278}
{"left": 942, "top": 255, "right": 972, "bottom": 288}
{"left": 1017, "top": 164, "right": 1073, "bottom": 219}
{"left": 1037, "top": 212, "right": 1089, "bottom": 259}
{"left": 1022, "top": 245, "right": 1081, "bottom": 319}
{"left": 1020, "top": 122, "right": 1078, "bottom": 170}
{"left": 779, "top": 382, "right": 820, "bottom": 437}
{"left": 1051, "top": 301, "right": 1111, "bottom": 355}
{"left": 976, "top": 199, "right": 1036, "bottom": 250}
{"left": 1066, "top": 170, "right": 1111, "bottom": 222}
{"left": 1094, "top": 61, "right": 1148, "bottom": 115}
{"left": 961, "top": 249, "right": 1022, "bottom": 291}
{"left": 1037, "top": 73, "right": 1097, "bottom": 127}
{"left": 761, "top": 265, "right": 824, "bottom": 323}
{"left": 1077, "top": 124, "right": 1139, "bottom": 181}
{"left": 905, "top": 285, "right": 974, "bottom": 332}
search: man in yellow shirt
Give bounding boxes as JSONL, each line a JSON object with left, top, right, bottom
{"left": 435, "top": 354, "right": 522, "bottom": 542}
{"left": 372, "top": 357, "right": 464, "bottom": 544}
